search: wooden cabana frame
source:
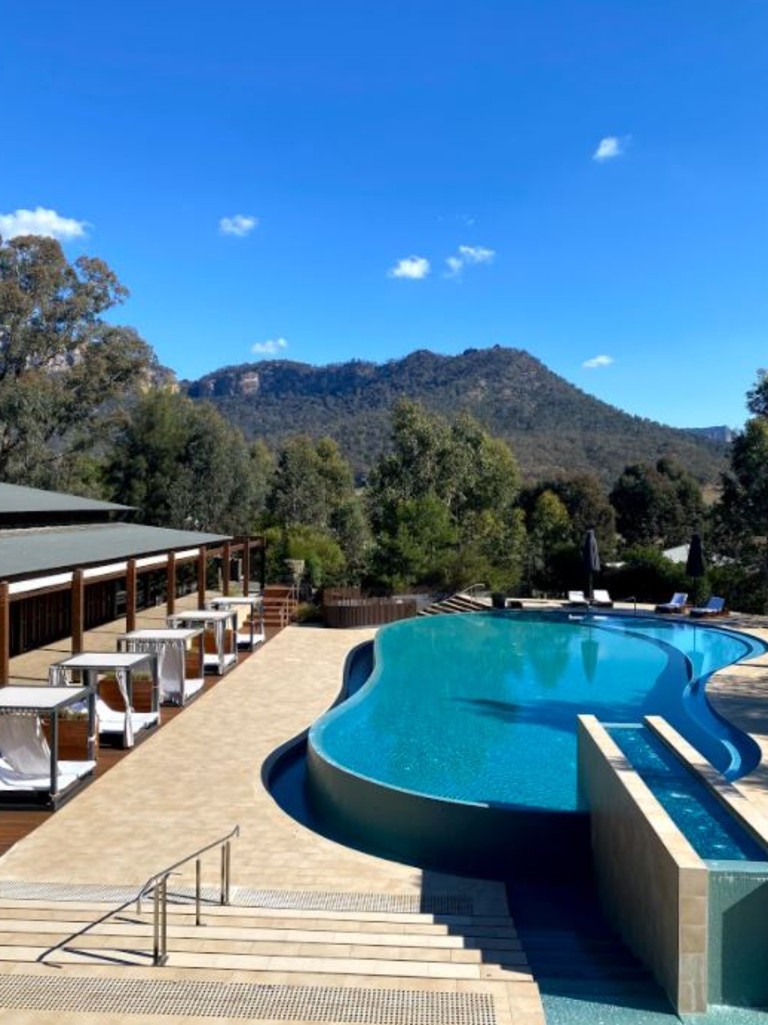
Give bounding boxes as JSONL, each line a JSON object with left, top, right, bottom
{"left": 0, "top": 531, "right": 267, "bottom": 686}
{"left": 0, "top": 684, "right": 97, "bottom": 808}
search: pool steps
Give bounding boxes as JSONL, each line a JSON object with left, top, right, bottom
{"left": 507, "top": 876, "right": 677, "bottom": 1021}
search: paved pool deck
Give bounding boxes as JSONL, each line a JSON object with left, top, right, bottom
{"left": 0, "top": 602, "right": 767, "bottom": 1025}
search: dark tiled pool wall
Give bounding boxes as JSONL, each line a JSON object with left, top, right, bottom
{"left": 708, "top": 865, "right": 768, "bottom": 1007}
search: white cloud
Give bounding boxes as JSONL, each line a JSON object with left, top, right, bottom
{"left": 445, "top": 244, "right": 495, "bottom": 277}
{"left": 388, "top": 256, "right": 430, "bottom": 280}
{"left": 219, "top": 213, "right": 258, "bottom": 236}
{"left": 0, "top": 207, "right": 87, "bottom": 241}
{"left": 592, "top": 136, "right": 630, "bottom": 162}
{"left": 251, "top": 337, "right": 288, "bottom": 355}
{"left": 583, "top": 354, "right": 614, "bottom": 369}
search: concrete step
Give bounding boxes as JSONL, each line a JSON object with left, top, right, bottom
{"left": 0, "top": 896, "right": 544, "bottom": 1023}
{"left": 0, "top": 919, "right": 524, "bottom": 957}
{"left": 0, "top": 898, "right": 527, "bottom": 981}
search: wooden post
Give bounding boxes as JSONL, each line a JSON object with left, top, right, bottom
{"left": 259, "top": 540, "right": 267, "bottom": 592}
{"left": 197, "top": 545, "right": 207, "bottom": 610}
{"left": 242, "top": 537, "right": 251, "bottom": 598}
{"left": 126, "top": 559, "right": 137, "bottom": 633}
{"left": 0, "top": 581, "right": 9, "bottom": 687}
{"left": 167, "top": 552, "right": 177, "bottom": 616}
{"left": 72, "top": 569, "right": 84, "bottom": 655}
{"left": 222, "top": 542, "right": 231, "bottom": 597}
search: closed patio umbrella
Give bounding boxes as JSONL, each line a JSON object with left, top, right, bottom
{"left": 582, "top": 529, "right": 601, "bottom": 602}
{"left": 685, "top": 532, "right": 706, "bottom": 606}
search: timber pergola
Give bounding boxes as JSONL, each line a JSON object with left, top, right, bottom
{"left": 0, "top": 484, "right": 266, "bottom": 685}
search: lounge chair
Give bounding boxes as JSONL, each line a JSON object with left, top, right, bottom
{"left": 655, "top": 592, "right": 688, "bottom": 614}
{"left": 565, "top": 590, "right": 589, "bottom": 607}
{"left": 95, "top": 697, "right": 158, "bottom": 749}
{"left": 689, "top": 596, "right": 726, "bottom": 618}
{"left": 590, "top": 589, "right": 613, "bottom": 608}
{"left": 0, "top": 713, "right": 95, "bottom": 803}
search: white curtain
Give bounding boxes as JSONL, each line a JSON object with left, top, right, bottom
{"left": 0, "top": 714, "right": 52, "bottom": 776}
{"left": 115, "top": 668, "right": 134, "bottom": 748}
{"left": 157, "top": 642, "right": 185, "bottom": 702}
{"left": 48, "top": 666, "right": 73, "bottom": 687}
{"left": 129, "top": 639, "right": 182, "bottom": 703}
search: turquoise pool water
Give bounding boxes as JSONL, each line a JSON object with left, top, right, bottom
{"left": 309, "top": 612, "right": 766, "bottom": 814}
{"left": 608, "top": 724, "right": 768, "bottom": 862}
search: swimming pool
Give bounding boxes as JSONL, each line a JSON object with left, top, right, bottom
{"left": 303, "top": 611, "right": 766, "bottom": 875}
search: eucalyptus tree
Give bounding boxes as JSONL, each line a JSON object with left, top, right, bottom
{"left": 265, "top": 435, "right": 369, "bottom": 583}
{"left": 540, "top": 474, "right": 616, "bottom": 554}
{"left": 105, "top": 389, "right": 263, "bottom": 534}
{"left": 711, "top": 416, "right": 768, "bottom": 612}
{"left": 0, "top": 234, "right": 155, "bottom": 488}
{"left": 524, "top": 488, "right": 572, "bottom": 592}
{"left": 367, "top": 400, "right": 525, "bottom": 591}
{"left": 609, "top": 459, "right": 704, "bottom": 549}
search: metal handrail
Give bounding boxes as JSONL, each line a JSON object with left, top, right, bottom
{"left": 38, "top": 824, "right": 240, "bottom": 967}
{"left": 462, "top": 582, "right": 489, "bottom": 598}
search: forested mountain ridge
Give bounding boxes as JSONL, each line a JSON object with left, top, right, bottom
{"left": 183, "top": 346, "right": 727, "bottom": 485}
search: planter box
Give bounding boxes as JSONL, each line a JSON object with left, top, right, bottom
{"left": 42, "top": 717, "right": 97, "bottom": 760}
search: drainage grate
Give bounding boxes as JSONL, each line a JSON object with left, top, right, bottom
{"left": 231, "top": 889, "right": 475, "bottom": 915}
{"left": 0, "top": 882, "right": 474, "bottom": 916}
{"left": 0, "top": 977, "right": 496, "bottom": 1024}
{"left": 0, "top": 881, "right": 139, "bottom": 902}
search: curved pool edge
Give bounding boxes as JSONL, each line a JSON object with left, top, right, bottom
{"left": 305, "top": 738, "right": 591, "bottom": 879}
{"left": 304, "top": 611, "right": 768, "bottom": 876}
{"left": 704, "top": 619, "right": 768, "bottom": 794}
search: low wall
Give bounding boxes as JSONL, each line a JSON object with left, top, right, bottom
{"left": 645, "top": 716, "right": 768, "bottom": 1009}
{"left": 577, "top": 715, "right": 708, "bottom": 1015}
{"left": 323, "top": 597, "right": 418, "bottom": 629}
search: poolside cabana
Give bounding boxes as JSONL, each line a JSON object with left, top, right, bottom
{"left": 207, "top": 594, "right": 265, "bottom": 650}
{"left": 49, "top": 651, "right": 160, "bottom": 748}
{"left": 117, "top": 627, "right": 205, "bottom": 705}
{"left": 0, "top": 684, "right": 97, "bottom": 807}
{"left": 166, "top": 608, "right": 238, "bottom": 675}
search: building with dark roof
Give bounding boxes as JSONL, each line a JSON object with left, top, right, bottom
{"left": 0, "top": 484, "right": 264, "bottom": 680}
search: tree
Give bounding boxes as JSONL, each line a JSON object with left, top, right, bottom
{"left": 366, "top": 401, "right": 526, "bottom": 591}
{"left": 0, "top": 234, "right": 155, "bottom": 488}
{"left": 524, "top": 489, "right": 572, "bottom": 593}
{"left": 609, "top": 458, "right": 703, "bottom": 549}
{"left": 711, "top": 417, "right": 768, "bottom": 612}
{"left": 539, "top": 475, "right": 617, "bottom": 555}
{"left": 105, "top": 389, "right": 262, "bottom": 534}
{"left": 747, "top": 368, "right": 768, "bottom": 419}
{"left": 265, "top": 435, "right": 369, "bottom": 583}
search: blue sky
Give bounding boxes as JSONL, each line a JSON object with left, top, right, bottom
{"left": 2, "top": 1, "right": 766, "bottom": 430}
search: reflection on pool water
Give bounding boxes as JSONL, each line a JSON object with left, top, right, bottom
{"left": 309, "top": 612, "right": 766, "bottom": 814}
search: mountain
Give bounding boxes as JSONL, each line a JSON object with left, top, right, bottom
{"left": 183, "top": 346, "right": 728, "bottom": 486}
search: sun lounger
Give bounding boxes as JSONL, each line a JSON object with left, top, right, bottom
{"left": 655, "top": 592, "right": 688, "bottom": 614}
{"left": 565, "top": 591, "right": 589, "bottom": 607}
{"left": 590, "top": 589, "right": 613, "bottom": 608}
{"left": 689, "top": 596, "right": 726, "bottom": 618}
{"left": 95, "top": 697, "right": 158, "bottom": 748}
{"left": 0, "top": 757, "right": 95, "bottom": 793}
{"left": 0, "top": 696, "right": 96, "bottom": 807}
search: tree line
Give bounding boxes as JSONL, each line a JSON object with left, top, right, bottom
{"left": 1, "top": 234, "right": 765, "bottom": 611}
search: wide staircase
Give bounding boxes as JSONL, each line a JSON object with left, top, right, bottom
{"left": 419, "top": 591, "right": 490, "bottom": 616}
{"left": 0, "top": 886, "right": 543, "bottom": 1024}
